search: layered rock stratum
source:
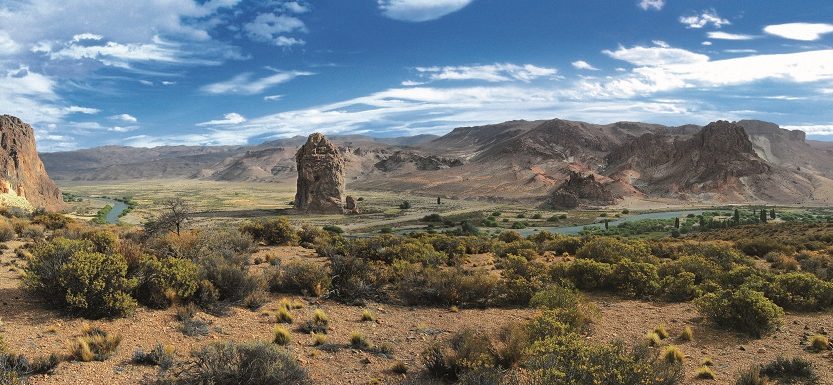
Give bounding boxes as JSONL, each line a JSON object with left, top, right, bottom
{"left": 0, "top": 115, "right": 62, "bottom": 211}
{"left": 294, "top": 133, "right": 345, "bottom": 214}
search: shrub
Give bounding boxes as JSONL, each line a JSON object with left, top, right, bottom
{"left": 132, "top": 343, "right": 175, "bottom": 370}
{"left": 737, "top": 238, "right": 790, "bottom": 257}
{"left": 0, "top": 221, "right": 15, "bottom": 242}
{"left": 390, "top": 361, "right": 408, "bottom": 374}
{"left": 177, "top": 304, "right": 210, "bottom": 337}
{"left": 158, "top": 341, "right": 311, "bottom": 385}
{"left": 135, "top": 256, "right": 200, "bottom": 309}
{"left": 808, "top": 335, "right": 830, "bottom": 352}
{"left": 273, "top": 326, "right": 291, "bottom": 346}
{"left": 610, "top": 259, "right": 660, "bottom": 298}
{"left": 768, "top": 272, "right": 833, "bottom": 311}
{"left": 322, "top": 225, "right": 343, "bottom": 234}
{"left": 20, "top": 224, "right": 45, "bottom": 239}
{"left": 555, "top": 259, "right": 612, "bottom": 290}
{"left": 695, "top": 287, "right": 784, "bottom": 338}
{"left": 312, "top": 333, "right": 327, "bottom": 346}
{"left": 67, "top": 325, "right": 122, "bottom": 362}
{"left": 24, "top": 238, "right": 137, "bottom": 318}
{"left": 328, "top": 255, "right": 387, "bottom": 302}
{"left": 736, "top": 357, "right": 818, "bottom": 385}
{"left": 270, "top": 259, "right": 331, "bottom": 297}
{"left": 32, "top": 212, "right": 72, "bottom": 230}
{"left": 422, "top": 214, "right": 444, "bottom": 222}
{"left": 243, "top": 290, "right": 269, "bottom": 310}
{"left": 660, "top": 272, "right": 698, "bottom": 302}
{"left": 0, "top": 352, "right": 61, "bottom": 383}
{"left": 529, "top": 286, "right": 579, "bottom": 309}
{"left": 423, "top": 329, "right": 496, "bottom": 381}
{"left": 200, "top": 257, "right": 259, "bottom": 302}
{"left": 239, "top": 217, "right": 298, "bottom": 246}
{"left": 576, "top": 237, "right": 653, "bottom": 263}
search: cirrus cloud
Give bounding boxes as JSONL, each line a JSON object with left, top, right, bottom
{"left": 378, "top": 0, "right": 473, "bottom": 22}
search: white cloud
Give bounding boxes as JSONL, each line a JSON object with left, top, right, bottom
{"left": 378, "top": 0, "right": 473, "bottom": 22}
{"left": 782, "top": 125, "right": 833, "bottom": 136}
{"left": 401, "top": 80, "right": 425, "bottom": 86}
{"left": 707, "top": 31, "right": 755, "bottom": 40}
{"left": 162, "top": 81, "right": 176, "bottom": 86}
{"left": 71, "top": 33, "right": 103, "bottom": 42}
{"left": 575, "top": 47, "right": 833, "bottom": 99}
{"left": 275, "top": 36, "right": 305, "bottom": 47}
{"left": 572, "top": 60, "right": 599, "bottom": 71}
{"left": 679, "top": 10, "right": 730, "bottom": 29}
{"left": 603, "top": 42, "right": 709, "bottom": 66}
{"left": 201, "top": 70, "right": 314, "bottom": 95}
{"left": 283, "top": 1, "right": 310, "bottom": 14}
{"left": 416, "top": 63, "right": 557, "bottom": 82}
{"left": 724, "top": 49, "right": 757, "bottom": 54}
{"left": 701, "top": 41, "right": 713, "bottom": 46}
{"left": 244, "top": 13, "right": 307, "bottom": 45}
{"left": 0, "top": 32, "right": 20, "bottom": 55}
{"left": 109, "top": 126, "right": 139, "bottom": 133}
{"left": 197, "top": 112, "right": 247, "bottom": 126}
{"left": 638, "top": 0, "right": 665, "bottom": 11}
{"left": 110, "top": 113, "right": 138, "bottom": 123}
{"left": 65, "top": 106, "right": 100, "bottom": 114}
{"left": 764, "top": 23, "right": 833, "bottom": 41}
{"left": 46, "top": 36, "right": 189, "bottom": 68}
{"left": 264, "top": 95, "right": 284, "bottom": 101}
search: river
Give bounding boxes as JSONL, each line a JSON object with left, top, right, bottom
{"left": 103, "top": 199, "right": 129, "bottom": 224}
{"left": 516, "top": 209, "right": 708, "bottom": 236}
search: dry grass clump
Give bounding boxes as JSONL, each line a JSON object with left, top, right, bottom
{"left": 645, "top": 332, "right": 662, "bottom": 347}
{"left": 299, "top": 309, "right": 329, "bottom": 334}
{"left": 653, "top": 324, "right": 669, "bottom": 339}
{"left": 701, "top": 357, "right": 714, "bottom": 366}
{"left": 276, "top": 307, "right": 294, "bottom": 323}
{"left": 695, "top": 366, "right": 716, "bottom": 380}
{"left": 132, "top": 343, "right": 175, "bottom": 370}
{"left": 808, "top": 335, "right": 830, "bottom": 352}
{"left": 273, "top": 326, "right": 291, "bottom": 346}
{"left": 311, "top": 333, "right": 327, "bottom": 346}
{"left": 660, "top": 345, "right": 684, "bottom": 364}
{"left": 678, "top": 326, "right": 693, "bottom": 342}
{"left": 390, "top": 361, "right": 408, "bottom": 374}
{"left": 361, "top": 309, "right": 376, "bottom": 322}
{"left": 350, "top": 332, "right": 370, "bottom": 350}
{"left": 66, "top": 324, "right": 121, "bottom": 362}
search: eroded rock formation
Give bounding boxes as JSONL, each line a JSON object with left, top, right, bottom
{"left": 294, "top": 133, "right": 345, "bottom": 214}
{"left": 345, "top": 195, "right": 359, "bottom": 214}
{"left": 0, "top": 115, "right": 63, "bottom": 211}
{"left": 549, "top": 171, "right": 617, "bottom": 208}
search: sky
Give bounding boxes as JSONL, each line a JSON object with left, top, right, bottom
{"left": 2, "top": 0, "right": 833, "bottom": 151}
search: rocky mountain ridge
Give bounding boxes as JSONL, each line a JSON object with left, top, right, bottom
{"left": 0, "top": 115, "right": 63, "bottom": 211}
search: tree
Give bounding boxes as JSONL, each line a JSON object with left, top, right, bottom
{"left": 674, "top": 217, "right": 680, "bottom": 229}
{"left": 144, "top": 197, "right": 193, "bottom": 236}
{"left": 604, "top": 219, "right": 609, "bottom": 230}
{"left": 760, "top": 208, "right": 768, "bottom": 223}
{"left": 399, "top": 201, "right": 411, "bottom": 210}
{"left": 770, "top": 209, "right": 775, "bottom": 220}
{"left": 437, "top": 196, "right": 442, "bottom": 205}
{"left": 734, "top": 209, "right": 740, "bottom": 224}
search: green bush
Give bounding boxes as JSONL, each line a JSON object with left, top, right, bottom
{"left": 540, "top": 237, "right": 584, "bottom": 255}
{"left": 735, "top": 357, "right": 818, "bottom": 385}
{"left": 424, "top": 329, "right": 497, "bottom": 381}
{"left": 767, "top": 272, "right": 833, "bottom": 311}
{"left": 158, "top": 341, "right": 311, "bottom": 385}
{"left": 695, "top": 287, "right": 784, "bottom": 338}
{"left": 737, "top": 238, "right": 790, "bottom": 258}
{"left": 239, "top": 217, "right": 298, "bottom": 246}
{"left": 576, "top": 238, "right": 653, "bottom": 263}
{"left": 554, "top": 259, "right": 612, "bottom": 290}
{"left": 135, "top": 256, "right": 200, "bottom": 308}
{"left": 199, "top": 256, "right": 259, "bottom": 302}
{"left": 24, "top": 238, "right": 137, "bottom": 318}
{"left": 269, "top": 259, "right": 331, "bottom": 297}
{"left": 660, "top": 272, "right": 698, "bottom": 302}
{"left": 610, "top": 259, "right": 660, "bottom": 298}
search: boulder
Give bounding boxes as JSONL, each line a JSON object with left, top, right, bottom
{"left": 294, "top": 133, "right": 345, "bottom": 214}
{"left": 345, "top": 195, "right": 359, "bottom": 214}
{"left": 0, "top": 115, "right": 63, "bottom": 211}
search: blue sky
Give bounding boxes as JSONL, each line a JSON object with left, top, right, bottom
{"left": 1, "top": 0, "right": 833, "bottom": 151}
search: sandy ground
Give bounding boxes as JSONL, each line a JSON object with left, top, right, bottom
{"left": 2, "top": 244, "right": 832, "bottom": 385}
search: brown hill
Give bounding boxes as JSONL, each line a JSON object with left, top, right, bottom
{"left": 0, "top": 115, "right": 63, "bottom": 211}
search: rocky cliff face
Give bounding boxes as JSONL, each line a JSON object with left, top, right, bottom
{"left": 0, "top": 115, "right": 63, "bottom": 211}
{"left": 294, "top": 133, "right": 345, "bottom": 214}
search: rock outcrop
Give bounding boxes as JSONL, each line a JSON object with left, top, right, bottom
{"left": 294, "top": 133, "right": 345, "bottom": 214}
{"left": 0, "top": 115, "right": 63, "bottom": 211}
{"left": 345, "top": 195, "right": 359, "bottom": 214}
{"left": 549, "top": 171, "right": 617, "bottom": 208}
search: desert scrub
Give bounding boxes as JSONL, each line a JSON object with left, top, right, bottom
{"left": 273, "top": 326, "right": 291, "bottom": 346}
{"left": 23, "top": 238, "right": 137, "bottom": 318}
{"left": 158, "top": 341, "right": 311, "bottom": 385}
{"left": 239, "top": 217, "right": 299, "bottom": 246}
{"left": 177, "top": 304, "right": 209, "bottom": 337}
{"left": 269, "top": 259, "right": 331, "bottom": 297}
{"left": 695, "top": 287, "right": 784, "bottom": 337}
{"left": 66, "top": 324, "right": 122, "bottom": 362}
{"left": 736, "top": 357, "right": 818, "bottom": 385}
{"left": 552, "top": 258, "right": 612, "bottom": 290}
{"left": 311, "top": 333, "right": 327, "bottom": 346}
{"left": 653, "top": 324, "right": 669, "bottom": 340}
{"left": 610, "top": 259, "right": 660, "bottom": 298}
{"left": 135, "top": 256, "right": 200, "bottom": 309}
{"left": 243, "top": 290, "right": 269, "bottom": 310}
{"left": 0, "top": 220, "right": 15, "bottom": 242}
{"left": 645, "top": 332, "right": 662, "bottom": 347}
{"left": 0, "top": 352, "right": 61, "bottom": 383}
{"left": 132, "top": 343, "right": 175, "bottom": 370}
{"left": 767, "top": 272, "right": 833, "bottom": 311}
{"left": 576, "top": 237, "right": 653, "bottom": 264}
{"left": 349, "top": 332, "right": 370, "bottom": 350}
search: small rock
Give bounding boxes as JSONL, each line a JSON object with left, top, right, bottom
{"left": 757, "top": 348, "right": 766, "bottom": 353}
{"left": 738, "top": 345, "right": 746, "bottom": 351}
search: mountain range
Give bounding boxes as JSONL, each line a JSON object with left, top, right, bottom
{"left": 40, "top": 119, "right": 833, "bottom": 206}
